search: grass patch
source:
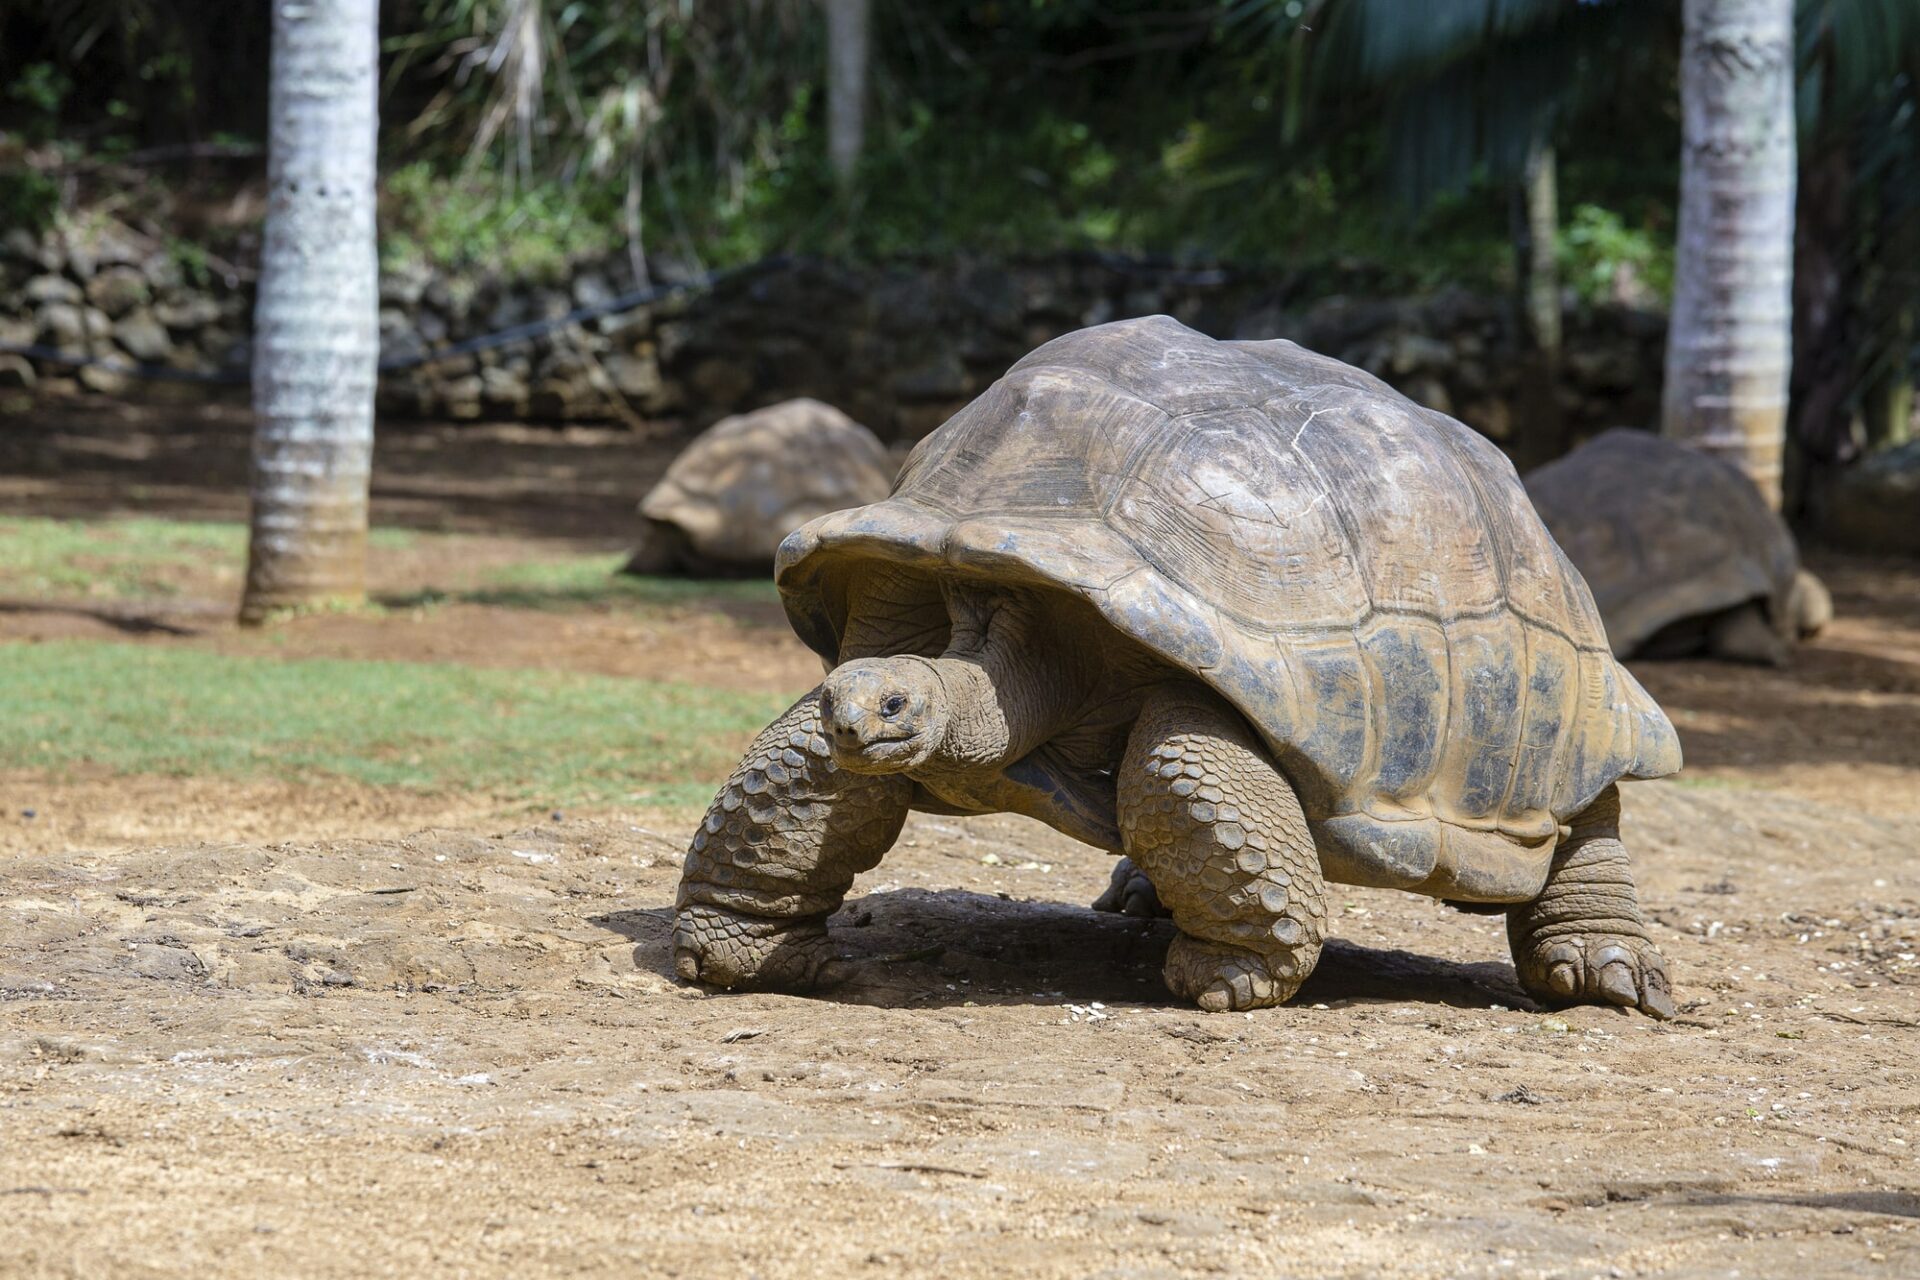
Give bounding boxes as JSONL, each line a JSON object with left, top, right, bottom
{"left": 0, "top": 517, "right": 415, "bottom": 601}
{"left": 1669, "top": 774, "right": 1751, "bottom": 792}
{"left": 0, "top": 640, "right": 794, "bottom": 809}
{"left": 386, "top": 554, "right": 780, "bottom": 613}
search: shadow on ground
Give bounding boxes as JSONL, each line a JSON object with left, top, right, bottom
{"left": 596, "top": 887, "right": 1538, "bottom": 1014}
{"left": 0, "top": 601, "right": 199, "bottom": 636}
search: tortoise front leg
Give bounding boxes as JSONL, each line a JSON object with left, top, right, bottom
{"left": 674, "top": 688, "right": 911, "bottom": 990}
{"left": 1507, "top": 785, "right": 1675, "bottom": 1019}
{"left": 1118, "top": 684, "right": 1327, "bottom": 1012}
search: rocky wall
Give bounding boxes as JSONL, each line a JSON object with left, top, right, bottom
{"left": 0, "top": 222, "right": 1668, "bottom": 446}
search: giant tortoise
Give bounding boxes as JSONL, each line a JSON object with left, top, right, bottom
{"left": 623, "top": 398, "right": 894, "bottom": 576}
{"left": 1525, "top": 429, "right": 1830, "bottom": 664}
{"left": 673, "top": 317, "right": 1683, "bottom": 1018}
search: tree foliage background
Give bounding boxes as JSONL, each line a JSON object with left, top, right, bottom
{"left": 1, "top": 0, "right": 1914, "bottom": 440}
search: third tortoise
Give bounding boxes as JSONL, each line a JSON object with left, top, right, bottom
{"left": 673, "top": 317, "right": 1684, "bottom": 1018}
{"left": 1525, "top": 429, "right": 1830, "bottom": 664}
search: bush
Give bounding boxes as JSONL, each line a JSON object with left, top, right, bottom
{"left": 1559, "top": 203, "right": 1674, "bottom": 306}
{"left": 379, "top": 162, "right": 620, "bottom": 280}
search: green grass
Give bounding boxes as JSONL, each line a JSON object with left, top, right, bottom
{"left": 0, "top": 517, "right": 415, "bottom": 601}
{"left": 387, "top": 554, "right": 780, "bottom": 612}
{"left": 1669, "top": 774, "right": 1751, "bottom": 792}
{"left": 0, "top": 517, "right": 776, "bottom": 615}
{"left": 0, "top": 641, "right": 796, "bottom": 809}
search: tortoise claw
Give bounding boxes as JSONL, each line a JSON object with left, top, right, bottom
{"left": 1515, "top": 931, "right": 1674, "bottom": 1021}
{"left": 1165, "top": 933, "right": 1296, "bottom": 1013}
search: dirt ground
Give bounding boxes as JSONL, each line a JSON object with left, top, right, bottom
{"left": 2, "top": 398, "right": 1917, "bottom": 1278}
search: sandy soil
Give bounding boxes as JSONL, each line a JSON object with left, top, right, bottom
{"left": 2, "top": 789, "right": 1916, "bottom": 1279}
{"left": 2, "top": 400, "right": 1917, "bottom": 1277}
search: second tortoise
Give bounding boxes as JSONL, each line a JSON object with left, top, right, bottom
{"left": 623, "top": 398, "right": 895, "bottom": 577}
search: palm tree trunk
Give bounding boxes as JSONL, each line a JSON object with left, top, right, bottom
{"left": 1513, "top": 136, "right": 1565, "bottom": 471}
{"left": 824, "top": 0, "right": 871, "bottom": 189}
{"left": 1523, "top": 139, "right": 1563, "bottom": 370}
{"left": 1660, "top": 0, "right": 1797, "bottom": 509}
{"left": 241, "top": 0, "right": 380, "bottom": 625}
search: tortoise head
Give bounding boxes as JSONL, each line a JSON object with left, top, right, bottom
{"left": 819, "top": 657, "right": 950, "bottom": 774}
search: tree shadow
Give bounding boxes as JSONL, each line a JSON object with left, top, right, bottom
{"left": 593, "top": 887, "right": 1536, "bottom": 1014}
{"left": 375, "top": 576, "right": 785, "bottom": 626}
{"left": 1678, "top": 1190, "right": 1920, "bottom": 1220}
{"left": 0, "top": 396, "right": 683, "bottom": 542}
{"left": 0, "top": 601, "right": 200, "bottom": 636}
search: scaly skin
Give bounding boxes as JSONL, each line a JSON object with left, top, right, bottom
{"left": 1507, "top": 785, "right": 1675, "bottom": 1019}
{"left": 1117, "top": 684, "right": 1327, "bottom": 1012}
{"left": 674, "top": 688, "right": 911, "bottom": 990}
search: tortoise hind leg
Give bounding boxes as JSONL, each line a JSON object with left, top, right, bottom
{"left": 1707, "top": 601, "right": 1790, "bottom": 666}
{"left": 1117, "top": 684, "right": 1327, "bottom": 1012}
{"left": 1092, "top": 857, "right": 1168, "bottom": 918}
{"left": 620, "top": 517, "right": 687, "bottom": 576}
{"left": 1507, "top": 785, "right": 1675, "bottom": 1019}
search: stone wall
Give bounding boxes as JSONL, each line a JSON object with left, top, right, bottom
{"left": 0, "top": 222, "right": 1668, "bottom": 445}
{"left": 0, "top": 222, "right": 252, "bottom": 397}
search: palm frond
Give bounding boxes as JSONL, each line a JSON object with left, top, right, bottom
{"left": 1319, "top": 0, "right": 1577, "bottom": 86}
{"left": 461, "top": 0, "right": 547, "bottom": 182}
{"left": 1799, "top": 0, "right": 1920, "bottom": 126}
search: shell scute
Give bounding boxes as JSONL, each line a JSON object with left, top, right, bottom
{"left": 1504, "top": 626, "right": 1577, "bottom": 825}
{"left": 1282, "top": 636, "right": 1373, "bottom": 815}
{"left": 1109, "top": 404, "right": 1368, "bottom": 630}
{"left": 1436, "top": 614, "right": 1526, "bottom": 824}
{"left": 1357, "top": 618, "right": 1449, "bottom": 807}
{"left": 1293, "top": 390, "right": 1505, "bottom": 618}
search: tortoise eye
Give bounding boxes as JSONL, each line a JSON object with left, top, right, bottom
{"left": 881, "top": 694, "right": 907, "bottom": 717}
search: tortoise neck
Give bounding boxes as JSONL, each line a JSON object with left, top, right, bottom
{"left": 926, "top": 585, "right": 1095, "bottom": 771}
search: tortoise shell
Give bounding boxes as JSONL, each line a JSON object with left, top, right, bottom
{"left": 641, "top": 398, "right": 894, "bottom": 569}
{"left": 1525, "top": 428, "right": 1801, "bottom": 657}
{"left": 777, "top": 317, "right": 1681, "bottom": 903}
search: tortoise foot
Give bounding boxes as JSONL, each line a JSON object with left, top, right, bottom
{"left": 1092, "top": 857, "right": 1168, "bottom": 918}
{"left": 1514, "top": 931, "right": 1674, "bottom": 1020}
{"left": 672, "top": 905, "right": 847, "bottom": 992}
{"left": 1164, "top": 933, "right": 1309, "bottom": 1012}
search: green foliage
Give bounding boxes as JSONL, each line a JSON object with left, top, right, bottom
{"left": 7, "top": 62, "right": 73, "bottom": 123}
{"left": 0, "top": 517, "right": 412, "bottom": 601}
{"left": 5, "top": 0, "right": 1914, "bottom": 338}
{"left": 0, "top": 169, "right": 60, "bottom": 235}
{"left": 164, "top": 237, "right": 216, "bottom": 290}
{"left": 379, "top": 162, "right": 620, "bottom": 279}
{"left": 0, "top": 640, "right": 793, "bottom": 808}
{"left": 1305, "top": 0, "right": 1679, "bottom": 211}
{"left": 1559, "top": 203, "right": 1675, "bottom": 305}
{"left": 0, "top": 2, "right": 259, "bottom": 147}
{"left": 1798, "top": 0, "right": 1920, "bottom": 127}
